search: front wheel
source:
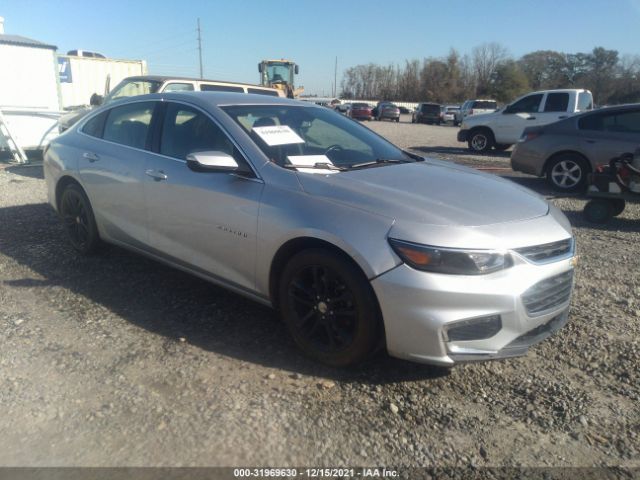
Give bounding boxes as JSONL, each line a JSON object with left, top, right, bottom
{"left": 468, "top": 129, "right": 494, "bottom": 152}
{"left": 279, "top": 249, "right": 382, "bottom": 367}
{"left": 546, "top": 154, "right": 588, "bottom": 192}
{"left": 59, "top": 183, "right": 100, "bottom": 254}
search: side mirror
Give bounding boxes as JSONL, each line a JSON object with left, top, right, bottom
{"left": 90, "top": 93, "right": 103, "bottom": 106}
{"left": 186, "top": 151, "right": 247, "bottom": 174}
{"left": 258, "top": 63, "right": 263, "bottom": 73}
{"left": 294, "top": 65, "right": 299, "bottom": 75}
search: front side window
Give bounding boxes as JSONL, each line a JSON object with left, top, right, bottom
{"left": 544, "top": 93, "right": 570, "bottom": 112}
{"left": 507, "top": 94, "right": 543, "bottom": 114}
{"left": 103, "top": 102, "right": 155, "bottom": 150}
{"left": 163, "top": 83, "right": 195, "bottom": 92}
{"left": 222, "top": 105, "right": 412, "bottom": 169}
{"left": 578, "top": 110, "right": 640, "bottom": 133}
{"left": 160, "top": 103, "right": 234, "bottom": 160}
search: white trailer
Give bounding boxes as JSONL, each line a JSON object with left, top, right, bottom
{"left": 58, "top": 55, "right": 147, "bottom": 108}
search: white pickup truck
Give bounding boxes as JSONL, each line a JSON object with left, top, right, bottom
{"left": 457, "top": 89, "right": 594, "bottom": 152}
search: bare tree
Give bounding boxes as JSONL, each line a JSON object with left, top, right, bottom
{"left": 471, "top": 42, "right": 509, "bottom": 95}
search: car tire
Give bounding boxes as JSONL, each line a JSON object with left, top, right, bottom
{"left": 611, "top": 199, "right": 626, "bottom": 216}
{"left": 494, "top": 144, "right": 512, "bottom": 151}
{"left": 278, "top": 249, "right": 382, "bottom": 367}
{"left": 584, "top": 199, "right": 613, "bottom": 224}
{"left": 453, "top": 120, "right": 459, "bottom": 127}
{"left": 395, "top": 117, "right": 400, "bottom": 123}
{"left": 546, "top": 154, "right": 589, "bottom": 192}
{"left": 467, "top": 129, "right": 494, "bottom": 153}
{"left": 59, "top": 183, "right": 100, "bottom": 254}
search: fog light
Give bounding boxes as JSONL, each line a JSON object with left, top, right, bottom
{"left": 444, "top": 315, "right": 502, "bottom": 342}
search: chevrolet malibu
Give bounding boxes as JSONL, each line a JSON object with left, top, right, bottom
{"left": 45, "top": 92, "right": 576, "bottom": 367}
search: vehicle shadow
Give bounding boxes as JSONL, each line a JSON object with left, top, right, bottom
{"left": 0, "top": 202, "right": 449, "bottom": 384}
{"left": 410, "top": 145, "right": 512, "bottom": 159}
{"left": 4, "top": 163, "right": 44, "bottom": 180}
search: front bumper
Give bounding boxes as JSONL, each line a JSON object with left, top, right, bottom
{"left": 457, "top": 129, "right": 469, "bottom": 142}
{"left": 371, "top": 254, "right": 575, "bottom": 366}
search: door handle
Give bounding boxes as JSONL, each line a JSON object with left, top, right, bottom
{"left": 526, "top": 116, "right": 536, "bottom": 120}
{"left": 83, "top": 152, "right": 100, "bottom": 162}
{"left": 145, "top": 169, "right": 168, "bottom": 181}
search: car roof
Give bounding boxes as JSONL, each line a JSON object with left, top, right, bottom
{"left": 123, "top": 91, "right": 313, "bottom": 108}
{"left": 118, "top": 75, "right": 274, "bottom": 89}
{"left": 577, "top": 103, "right": 640, "bottom": 116}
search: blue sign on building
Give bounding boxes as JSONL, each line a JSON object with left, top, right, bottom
{"left": 58, "top": 57, "right": 72, "bottom": 83}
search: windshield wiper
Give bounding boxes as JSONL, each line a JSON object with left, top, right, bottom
{"left": 347, "top": 158, "right": 412, "bottom": 170}
{"left": 283, "top": 162, "right": 347, "bottom": 171}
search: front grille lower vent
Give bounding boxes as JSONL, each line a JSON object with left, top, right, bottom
{"left": 522, "top": 270, "right": 574, "bottom": 316}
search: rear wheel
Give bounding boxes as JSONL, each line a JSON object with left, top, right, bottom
{"left": 59, "top": 183, "right": 100, "bottom": 254}
{"left": 468, "top": 129, "right": 494, "bottom": 152}
{"left": 546, "top": 154, "right": 588, "bottom": 192}
{"left": 279, "top": 249, "right": 381, "bottom": 367}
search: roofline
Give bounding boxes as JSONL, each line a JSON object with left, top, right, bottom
{"left": 117, "top": 75, "right": 277, "bottom": 90}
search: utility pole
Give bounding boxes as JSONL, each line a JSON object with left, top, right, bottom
{"left": 334, "top": 56, "right": 338, "bottom": 97}
{"left": 197, "top": 18, "right": 203, "bottom": 79}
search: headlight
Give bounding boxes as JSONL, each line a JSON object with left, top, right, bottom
{"left": 388, "top": 238, "right": 512, "bottom": 275}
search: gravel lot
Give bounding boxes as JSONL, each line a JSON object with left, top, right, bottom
{"left": 0, "top": 117, "right": 638, "bottom": 471}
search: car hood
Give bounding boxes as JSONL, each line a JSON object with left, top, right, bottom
{"left": 296, "top": 160, "right": 549, "bottom": 227}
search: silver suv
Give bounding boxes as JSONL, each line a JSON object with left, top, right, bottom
{"left": 453, "top": 99, "right": 498, "bottom": 126}
{"left": 45, "top": 92, "right": 575, "bottom": 367}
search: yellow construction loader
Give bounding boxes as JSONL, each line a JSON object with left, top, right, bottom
{"left": 258, "top": 59, "right": 304, "bottom": 98}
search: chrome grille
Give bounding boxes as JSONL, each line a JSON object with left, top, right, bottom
{"left": 522, "top": 270, "right": 574, "bottom": 316}
{"left": 515, "top": 238, "right": 574, "bottom": 264}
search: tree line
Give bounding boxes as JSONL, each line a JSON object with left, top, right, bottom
{"left": 340, "top": 43, "right": 640, "bottom": 106}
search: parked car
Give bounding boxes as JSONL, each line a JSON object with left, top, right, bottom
{"left": 335, "top": 103, "right": 351, "bottom": 115}
{"left": 58, "top": 75, "right": 283, "bottom": 132}
{"left": 412, "top": 103, "right": 442, "bottom": 124}
{"left": 453, "top": 99, "right": 498, "bottom": 126}
{"left": 349, "top": 102, "right": 373, "bottom": 121}
{"left": 373, "top": 102, "right": 400, "bottom": 122}
{"left": 442, "top": 105, "right": 460, "bottom": 123}
{"left": 458, "top": 89, "right": 593, "bottom": 152}
{"left": 45, "top": 92, "right": 576, "bottom": 367}
{"left": 398, "top": 106, "right": 412, "bottom": 114}
{"left": 511, "top": 103, "right": 640, "bottom": 191}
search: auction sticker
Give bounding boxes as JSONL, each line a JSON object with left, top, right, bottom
{"left": 253, "top": 125, "right": 305, "bottom": 146}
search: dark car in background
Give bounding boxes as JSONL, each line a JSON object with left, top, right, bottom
{"left": 350, "top": 102, "right": 373, "bottom": 121}
{"left": 511, "top": 103, "right": 640, "bottom": 191}
{"left": 412, "top": 103, "right": 442, "bottom": 124}
{"left": 373, "top": 102, "right": 400, "bottom": 122}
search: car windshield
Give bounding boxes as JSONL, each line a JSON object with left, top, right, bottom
{"left": 104, "top": 80, "right": 163, "bottom": 104}
{"left": 222, "top": 104, "right": 413, "bottom": 170}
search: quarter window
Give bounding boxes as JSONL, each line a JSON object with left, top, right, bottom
{"left": 160, "top": 103, "right": 234, "bottom": 160}
{"left": 544, "top": 93, "right": 570, "bottom": 112}
{"left": 163, "top": 83, "right": 195, "bottom": 92}
{"left": 579, "top": 110, "right": 640, "bottom": 133}
{"left": 82, "top": 110, "right": 108, "bottom": 138}
{"left": 247, "top": 88, "right": 279, "bottom": 96}
{"left": 200, "top": 84, "right": 244, "bottom": 93}
{"left": 102, "top": 102, "right": 155, "bottom": 150}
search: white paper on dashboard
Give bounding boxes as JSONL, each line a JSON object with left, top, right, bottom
{"left": 252, "top": 125, "right": 305, "bottom": 146}
{"left": 286, "top": 155, "right": 338, "bottom": 174}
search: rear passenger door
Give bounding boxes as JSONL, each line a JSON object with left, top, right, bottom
{"left": 538, "top": 92, "right": 572, "bottom": 125}
{"left": 143, "top": 101, "right": 264, "bottom": 291}
{"left": 77, "top": 101, "right": 158, "bottom": 246}
{"left": 578, "top": 109, "right": 640, "bottom": 165}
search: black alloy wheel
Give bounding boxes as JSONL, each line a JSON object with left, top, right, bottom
{"left": 60, "top": 184, "right": 100, "bottom": 254}
{"left": 279, "top": 249, "right": 381, "bottom": 367}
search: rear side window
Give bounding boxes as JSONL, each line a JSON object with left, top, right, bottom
{"left": 200, "top": 84, "right": 244, "bottom": 93}
{"left": 103, "top": 102, "right": 155, "bottom": 150}
{"left": 472, "top": 101, "right": 497, "bottom": 109}
{"left": 578, "top": 110, "right": 640, "bottom": 133}
{"left": 577, "top": 91, "right": 593, "bottom": 111}
{"left": 422, "top": 104, "right": 440, "bottom": 114}
{"left": 247, "top": 88, "right": 279, "bottom": 96}
{"left": 163, "top": 83, "right": 195, "bottom": 92}
{"left": 544, "top": 93, "right": 570, "bottom": 112}
{"left": 160, "top": 103, "right": 234, "bottom": 160}
{"left": 82, "top": 110, "right": 108, "bottom": 138}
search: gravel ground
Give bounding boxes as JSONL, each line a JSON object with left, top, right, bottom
{"left": 0, "top": 118, "right": 638, "bottom": 472}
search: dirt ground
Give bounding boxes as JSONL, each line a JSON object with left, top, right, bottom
{"left": 0, "top": 117, "right": 638, "bottom": 473}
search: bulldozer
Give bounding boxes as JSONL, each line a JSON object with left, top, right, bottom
{"left": 258, "top": 59, "right": 303, "bottom": 98}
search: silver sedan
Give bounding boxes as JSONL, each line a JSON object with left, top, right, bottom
{"left": 45, "top": 92, "right": 576, "bottom": 367}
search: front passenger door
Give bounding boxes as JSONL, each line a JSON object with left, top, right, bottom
{"left": 494, "top": 93, "right": 544, "bottom": 144}
{"left": 143, "top": 102, "right": 264, "bottom": 291}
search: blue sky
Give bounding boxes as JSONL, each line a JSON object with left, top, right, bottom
{"left": 3, "top": 0, "right": 640, "bottom": 95}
